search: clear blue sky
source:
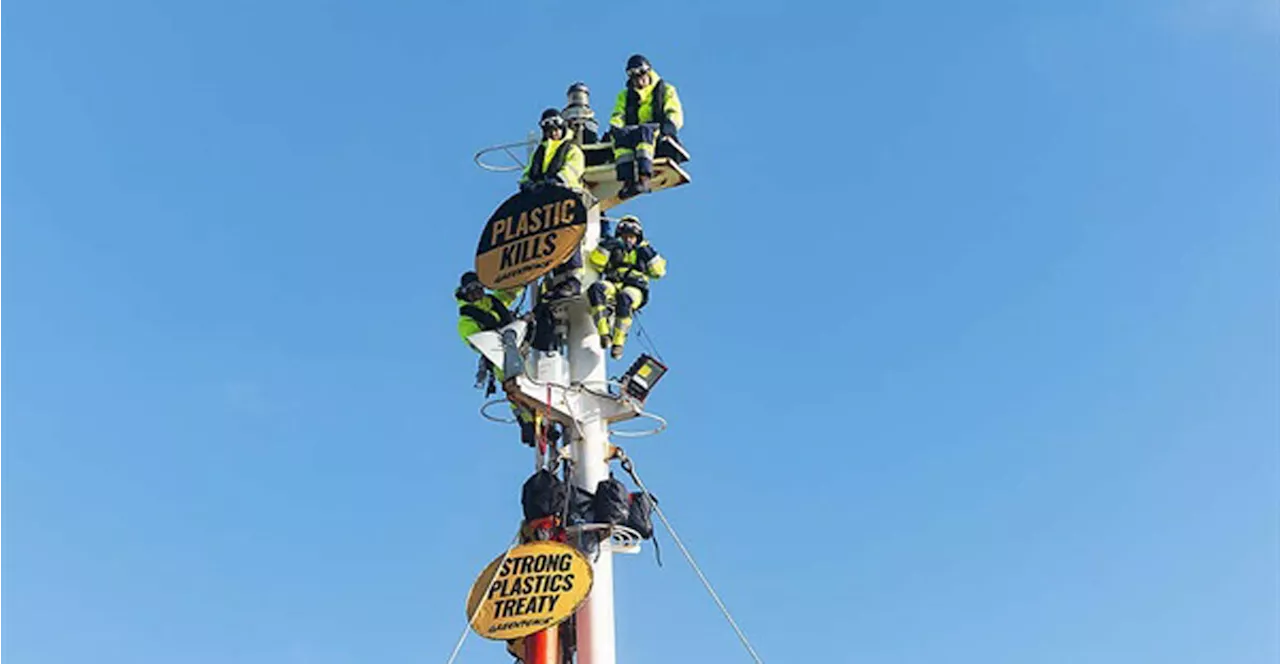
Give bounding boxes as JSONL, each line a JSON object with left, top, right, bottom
{"left": 6, "top": 0, "right": 1278, "bottom": 662}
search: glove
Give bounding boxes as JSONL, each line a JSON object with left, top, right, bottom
{"left": 659, "top": 121, "right": 678, "bottom": 138}
{"left": 519, "top": 180, "right": 535, "bottom": 193}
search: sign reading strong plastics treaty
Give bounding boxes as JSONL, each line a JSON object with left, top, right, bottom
{"left": 465, "top": 541, "right": 594, "bottom": 640}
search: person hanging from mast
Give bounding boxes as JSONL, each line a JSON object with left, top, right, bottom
{"left": 607, "top": 54, "right": 685, "bottom": 199}
{"left": 519, "top": 108, "right": 586, "bottom": 192}
{"left": 455, "top": 271, "right": 540, "bottom": 445}
{"left": 587, "top": 215, "right": 667, "bottom": 359}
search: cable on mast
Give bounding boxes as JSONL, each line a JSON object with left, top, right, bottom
{"left": 618, "top": 454, "right": 766, "bottom": 664}
{"left": 442, "top": 526, "right": 523, "bottom": 664}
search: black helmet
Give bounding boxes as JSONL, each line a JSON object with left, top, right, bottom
{"left": 539, "top": 108, "right": 566, "bottom": 131}
{"left": 625, "top": 54, "right": 651, "bottom": 77}
{"left": 456, "top": 271, "right": 483, "bottom": 299}
{"left": 616, "top": 215, "right": 643, "bottom": 240}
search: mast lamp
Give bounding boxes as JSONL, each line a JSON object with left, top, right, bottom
{"left": 619, "top": 354, "right": 668, "bottom": 404}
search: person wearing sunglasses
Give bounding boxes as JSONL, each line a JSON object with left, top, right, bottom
{"left": 455, "top": 271, "right": 542, "bottom": 445}
{"left": 519, "top": 108, "right": 587, "bottom": 192}
{"left": 586, "top": 215, "right": 667, "bottom": 359}
{"left": 607, "top": 54, "right": 685, "bottom": 199}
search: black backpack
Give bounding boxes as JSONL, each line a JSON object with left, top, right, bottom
{"left": 566, "top": 485, "right": 595, "bottom": 526}
{"left": 624, "top": 492, "right": 658, "bottom": 540}
{"left": 592, "top": 477, "right": 630, "bottom": 525}
{"left": 521, "top": 470, "right": 567, "bottom": 521}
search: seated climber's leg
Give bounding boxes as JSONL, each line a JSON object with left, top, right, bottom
{"left": 610, "top": 286, "right": 644, "bottom": 359}
{"left": 588, "top": 280, "right": 617, "bottom": 349}
{"left": 632, "top": 124, "right": 658, "bottom": 194}
{"left": 612, "top": 125, "right": 657, "bottom": 199}
{"left": 612, "top": 127, "right": 639, "bottom": 186}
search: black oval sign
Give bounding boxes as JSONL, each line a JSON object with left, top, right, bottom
{"left": 475, "top": 185, "right": 591, "bottom": 290}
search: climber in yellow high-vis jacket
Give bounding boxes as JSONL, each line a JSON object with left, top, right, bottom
{"left": 520, "top": 108, "right": 586, "bottom": 192}
{"left": 455, "top": 271, "right": 539, "bottom": 444}
{"left": 607, "top": 54, "right": 684, "bottom": 199}
{"left": 587, "top": 216, "right": 667, "bottom": 359}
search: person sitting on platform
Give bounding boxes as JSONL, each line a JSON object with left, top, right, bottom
{"left": 587, "top": 216, "right": 666, "bottom": 359}
{"left": 606, "top": 54, "right": 685, "bottom": 199}
{"left": 519, "top": 108, "right": 586, "bottom": 192}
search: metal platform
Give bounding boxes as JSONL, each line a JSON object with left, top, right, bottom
{"left": 474, "top": 138, "right": 691, "bottom": 212}
{"left": 582, "top": 157, "right": 691, "bottom": 212}
{"left": 505, "top": 374, "right": 643, "bottom": 426}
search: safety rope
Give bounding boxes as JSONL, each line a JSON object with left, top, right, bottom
{"left": 633, "top": 313, "right": 665, "bottom": 363}
{"left": 618, "top": 455, "right": 765, "bottom": 664}
{"left": 442, "top": 526, "right": 523, "bottom": 664}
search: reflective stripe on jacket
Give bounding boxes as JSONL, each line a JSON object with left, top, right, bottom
{"left": 587, "top": 240, "right": 667, "bottom": 293}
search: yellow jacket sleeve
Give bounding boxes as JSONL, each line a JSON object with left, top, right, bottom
{"left": 588, "top": 246, "right": 611, "bottom": 272}
{"left": 610, "top": 89, "right": 627, "bottom": 128}
{"left": 647, "top": 253, "right": 667, "bottom": 279}
{"left": 561, "top": 145, "right": 585, "bottom": 188}
{"left": 495, "top": 288, "right": 522, "bottom": 306}
{"left": 458, "top": 315, "right": 482, "bottom": 346}
{"left": 663, "top": 83, "right": 684, "bottom": 130}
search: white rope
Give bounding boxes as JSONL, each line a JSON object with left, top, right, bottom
{"left": 443, "top": 527, "right": 523, "bottom": 664}
{"left": 621, "top": 460, "right": 765, "bottom": 664}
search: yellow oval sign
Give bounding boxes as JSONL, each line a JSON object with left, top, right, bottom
{"left": 464, "top": 541, "right": 594, "bottom": 640}
{"left": 475, "top": 185, "right": 591, "bottom": 291}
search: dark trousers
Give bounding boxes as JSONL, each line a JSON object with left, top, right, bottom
{"left": 612, "top": 123, "right": 658, "bottom": 182}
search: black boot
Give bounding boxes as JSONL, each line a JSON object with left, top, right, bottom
{"left": 519, "top": 419, "right": 537, "bottom": 447}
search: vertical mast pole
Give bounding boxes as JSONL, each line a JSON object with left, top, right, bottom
{"left": 566, "top": 220, "right": 617, "bottom": 664}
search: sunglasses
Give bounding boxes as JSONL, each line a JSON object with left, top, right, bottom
{"left": 626, "top": 66, "right": 651, "bottom": 78}
{"left": 540, "top": 117, "right": 566, "bottom": 129}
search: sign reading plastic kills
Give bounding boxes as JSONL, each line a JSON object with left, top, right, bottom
{"left": 465, "top": 541, "right": 594, "bottom": 640}
{"left": 475, "top": 185, "right": 591, "bottom": 290}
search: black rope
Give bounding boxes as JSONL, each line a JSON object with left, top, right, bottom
{"left": 634, "top": 313, "right": 665, "bottom": 363}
